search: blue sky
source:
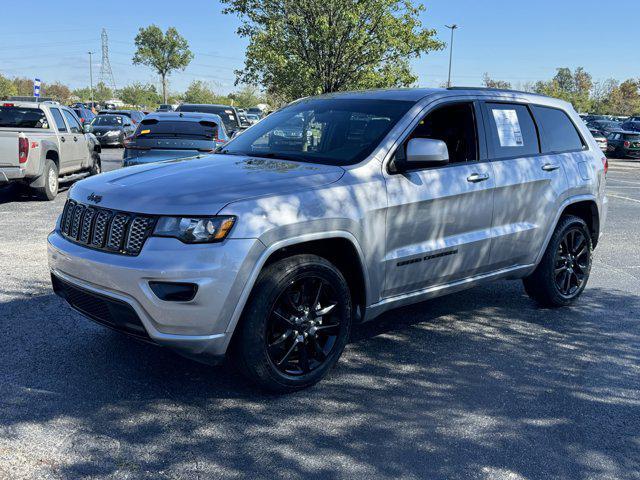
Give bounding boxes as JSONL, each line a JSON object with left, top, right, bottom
{"left": 1, "top": 0, "right": 637, "bottom": 94}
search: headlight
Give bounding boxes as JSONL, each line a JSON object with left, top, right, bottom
{"left": 152, "top": 216, "right": 236, "bottom": 243}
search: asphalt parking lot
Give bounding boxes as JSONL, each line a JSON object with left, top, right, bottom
{"left": 1, "top": 151, "right": 639, "bottom": 480}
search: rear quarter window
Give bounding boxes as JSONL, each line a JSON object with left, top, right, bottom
{"left": 0, "top": 107, "right": 49, "bottom": 128}
{"left": 531, "top": 106, "right": 584, "bottom": 153}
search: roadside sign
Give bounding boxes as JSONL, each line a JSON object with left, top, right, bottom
{"left": 33, "top": 78, "right": 41, "bottom": 98}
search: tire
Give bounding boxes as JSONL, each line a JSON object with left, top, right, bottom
{"left": 33, "top": 159, "right": 59, "bottom": 201}
{"left": 231, "top": 254, "right": 352, "bottom": 393}
{"left": 90, "top": 153, "right": 102, "bottom": 176}
{"left": 523, "top": 215, "right": 592, "bottom": 307}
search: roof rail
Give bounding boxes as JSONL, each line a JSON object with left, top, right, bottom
{"left": 446, "top": 86, "right": 545, "bottom": 96}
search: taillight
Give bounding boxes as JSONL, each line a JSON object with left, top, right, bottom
{"left": 624, "top": 141, "right": 631, "bottom": 148}
{"left": 18, "top": 137, "right": 29, "bottom": 164}
{"left": 602, "top": 157, "right": 608, "bottom": 175}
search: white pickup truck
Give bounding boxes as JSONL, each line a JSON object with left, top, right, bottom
{"left": 0, "top": 100, "right": 101, "bottom": 200}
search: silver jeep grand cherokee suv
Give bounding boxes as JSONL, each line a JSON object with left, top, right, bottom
{"left": 48, "top": 88, "right": 607, "bottom": 391}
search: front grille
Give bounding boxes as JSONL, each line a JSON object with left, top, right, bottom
{"left": 52, "top": 273, "right": 150, "bottom": 340}
{"left": 60, "top": 200, "right": 156, "bottom": 256}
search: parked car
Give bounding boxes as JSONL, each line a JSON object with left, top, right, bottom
{"left": 247, "top": 107, "right": 264, "bottom": 118}
{"left": 156, "top": 104, "right": 174, "bottom": 112}
{"left": 0, "top": 100, "right": 101, "bottom": 200}
{"left": 85, "top": 114, "right": 136, "bottom": 147}
{"left": 175, "top": 104, "right": 242, "bottom": 135}
{"left": 620, "top": 121, "right": 640, "bottom": 132}
{"left": 606, "top": 130, "right": 640, "bottom": 158}
{"left": 589, "top": 129, "right": 608, "bottom": 152}
{"left": 586, "top": 120, "right": 621, "bottom": 135}
{"left": 48, "top": 88, "right": 607, "bottom": 391}
{"left": 72, "top": 106, "right": 96, "bottom": 126}
{"left": 123, "top": 112, "right": 230, "bottom": 167}
{"left": 98, "top": 109, "right": 145, "bottom": 125}
{"left": 245, "top": 113, "right": 261, "bottom": 125}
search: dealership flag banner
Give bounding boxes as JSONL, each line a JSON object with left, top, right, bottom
{"left": 33, "top": 78, "right": 41, "bottom": 98}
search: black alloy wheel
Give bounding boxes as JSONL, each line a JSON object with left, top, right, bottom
{"left": 266, "top": 275, "right": 341, "bottom": 376}
{"left": 554, "top": 228, "right": 590, "bottom": 297}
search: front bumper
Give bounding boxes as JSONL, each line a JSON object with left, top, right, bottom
{"left": 48, "top": 230, "right": 265, "bottom": 360}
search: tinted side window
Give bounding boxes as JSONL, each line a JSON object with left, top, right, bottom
{"left": 485, "top": 103, "right": 539, "bottom": 159}
{"left": 531, "top": 106, "right": 584, "bottom": 153}
{"left": 62, "top": 110, "right": 82, "bottom": 133}
{"left": 50, "top": 108, "right": 67, "bottom": 132}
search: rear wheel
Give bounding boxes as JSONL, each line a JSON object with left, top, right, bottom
{"left": 231, "top": 254, "right": 352, "bottom": 392}
{"left": 33, "top": 159, "right": 59, "bottom": 201}
{"left": 523, "top": 215, "right": 592, "bottom": 307}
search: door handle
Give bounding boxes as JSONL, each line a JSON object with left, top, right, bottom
{"left": 542, "top": 163, "right": 560, "bottom": 171}
{"left": 60, "top": 137, "right": 66, "bottom": 142}
{"left": 73, "top": 136, "right": 78, "bottom": 142}
{"left": 467, "top": 172, "right": 490, "bottom": 183}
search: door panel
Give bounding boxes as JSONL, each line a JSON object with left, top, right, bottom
{"left": 62, "top": 109, "right": 85, "bottom": 168}
{"left": 383, "top": 162, "right": 495, "bottom": 298}
{"left": 489, "top": 155, "right": 567, "bottom": 268}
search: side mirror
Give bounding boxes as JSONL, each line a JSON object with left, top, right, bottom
{"left": 83, "top": 125, "right": 91, "bottom": 133}
{"left": 406, "top": 138, "right": 449, "bottom": 166}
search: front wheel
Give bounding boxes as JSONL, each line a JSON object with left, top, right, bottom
{"left": 523, "top": 215, "right": 592, "bottom": 307}
{"left": 231, "top": 254, "right": 352, "bottom": 392}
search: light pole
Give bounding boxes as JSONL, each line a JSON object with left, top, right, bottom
{"left": 88, "top": 51, "right": 94, "bottom": 108}
{"left": 445, "top": 24, "right": 459, "bottom": 88}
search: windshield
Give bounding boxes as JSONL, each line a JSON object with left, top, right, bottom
{"left": 177, "top": 105, "right": 239, "bottom": 131}
{"left": 0, "top": 107, "right": 49, "bottom": 128}
{"left": 218, "top": 98, "right": 414, "bottom": 166}
{"left": 93, "top": 115, "right": 123, "bottom": 126}
{"left": 134, "top": 120, "right": 218, "bottom": 140}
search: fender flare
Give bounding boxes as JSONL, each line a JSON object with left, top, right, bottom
{"left": 29, "top": 142, "right": 59, "bottom": 188}
{"left": 533, "top": 194, "right": 599, "bottom": 266}
{"left": 221, "top": 230, "right": 370, "bottom": 346}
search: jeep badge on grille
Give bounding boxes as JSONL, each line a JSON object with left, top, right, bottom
{"left": 87, "top": 193, "right": 102, "bottom": 204}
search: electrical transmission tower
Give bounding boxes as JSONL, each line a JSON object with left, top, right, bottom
{"left": 99, "top": 28, "right": 117, "bottom": 91}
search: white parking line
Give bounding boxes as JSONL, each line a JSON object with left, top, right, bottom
{"left": 608, "top": 194, "right": 640, "bottom": 204}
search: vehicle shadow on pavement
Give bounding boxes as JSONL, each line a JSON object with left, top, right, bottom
{"left": 1, "top": 281, "right": 639, "bottom": 479}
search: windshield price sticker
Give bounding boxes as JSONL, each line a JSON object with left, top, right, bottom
{"left": 492, "top": 109, "right": 524, "bottom": 147}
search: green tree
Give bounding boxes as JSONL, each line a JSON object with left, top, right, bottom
{"left": 119, "top": 82, "right": 162, "bottom": 108}
{"left": 604, "top": 79, "right": 640, "bottom": 116}
{"left": 533, "top": 67, "right": 592, "bottom": 113}
{"left": 133, "top": 25, "right": 193, "bottom": 103}
{"left": 94, "top": 82, "right": 113, "bottom": 103}
{"left": 43, "top": 82, "right": 72, "bottom": 103}
{"left": 182, "top": 80, "right": 232, "bottom": 104}
{"left": 482, "top": 73, "right": 512, "bottom": 90}
{"left": 0, "top": 74, "right": 17, "bottom": 99}
{"left": 222, "top": 0, "right": 444, "bottom": 101}
{"left": 12, "top": 77, "right": 34, "bottom": 96}
{"left": 229, "top": 84, "right": 264, "bottom": 108}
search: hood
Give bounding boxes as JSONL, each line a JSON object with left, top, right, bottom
{"left": 69, "top": 154, "right": 345, "bottom": 215}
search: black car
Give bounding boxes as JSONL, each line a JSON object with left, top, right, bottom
{"left": 72, "top": 107, "right": 96, "bottom": 126}
{"left": 175, "top": 104, "right": 242, "bottom": 134}
{"left": 606, "top": 130, "right": 640, "bottom": 158}
{"left": 86, "top": 114, "right": 136, "bottom": 147}
{"left": 621, "top": 121, "right": 640, "bottom": 132}
{"left": 123, "top": 112, "right": 231, "bottom": 167}
{"left": 98, "top": 109, "right": 146, "bottom": 126}
{"left": 586, "top": 120, "right": 622, "bottom": 135}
